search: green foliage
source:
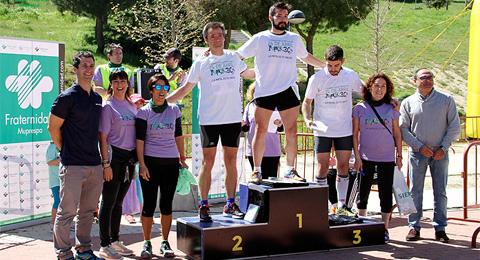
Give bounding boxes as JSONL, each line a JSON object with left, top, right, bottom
{"left": 424, "top": 0, "right": 449, "bottom": 9}
{"left": 110, "top": 0, "right": 215, "bottom": 66}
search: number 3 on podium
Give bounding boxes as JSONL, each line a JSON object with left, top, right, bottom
{"left": 353, "top": 230, "right": 361, "bottom": 244}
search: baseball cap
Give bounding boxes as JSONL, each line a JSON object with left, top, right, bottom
{"left": 163, "top": 48, "right": 182, "bottom": 60}
{"left": 130, "top": 94, "right": 145, "bottom": 103}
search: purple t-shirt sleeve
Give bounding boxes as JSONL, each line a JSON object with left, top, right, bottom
{"left": 129, "top": 72, "right": 134, "bottom": 88}
{"left": 352, "top": 105, "right": 360, "bottom": 119}
{"left": 93, "top": 67, "right": 103, "bottom": 83}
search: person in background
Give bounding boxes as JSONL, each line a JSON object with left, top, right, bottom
{"left": 93, "top": 43, "right": 134, "bottom": 96}
{"left": 122, "top": 94, "right": 146, "bottom": 224}
{"left": 243, "top": 83, "right": 283, "bottom": 179}
{"left": 154, "top": 48, "right": 187, "bottom": 93}
{"left": 352, "top": 73, "right": 403, "bottom": 243}
{"left": 136, "top": 74, "right": 188, "bottom": 258}
{"left": 46, "top": 141, "right": 60, "bottom": 233}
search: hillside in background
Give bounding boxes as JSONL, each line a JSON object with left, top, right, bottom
{"left": 0, "top": 1, "right": 471, "bottom": 117}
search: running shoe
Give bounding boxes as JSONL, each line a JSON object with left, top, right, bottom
{"left": 99, "top": 245, "right": 123, "bottom": 260}
{"left": 199, "top": 205, "right": 212, "bottom": 222}
{"left": 223, "top": 202, "right": 245, "bottom": 219}
{"left": 336, "top": 207, "right": 357, "bottom": 217}
{"left": 385, "top": 229, "right": 390, "bottom": 243}
{"left": 248, "top": 170, "right": 262, "bottom": 184}
{"left": 75, "top": 249, "right": 105, "bottom": 260}
{"left": 284, "top": 168, "right": 306, "bottom": 182}
{"left": 159, "top": 240, "right": 175, "bottom": 258}
{"left": 140, "top": 241, "right": 152, "bottom": 259}
{"left": 111, "top": 241, "right": 133, "bottom": 256}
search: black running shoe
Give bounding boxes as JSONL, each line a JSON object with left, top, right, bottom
{"left": 140, "top": 241, "right": 152, "bottom": 259}
{"left": 223, "top": 202, "right": 245, "bottom": 219}
{"left": 199, "top": 205, "right": 212, "bottom": 222}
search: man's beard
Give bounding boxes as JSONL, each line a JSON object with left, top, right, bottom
{"left": 273, "top": 21, "right": 287, "bottom": 31}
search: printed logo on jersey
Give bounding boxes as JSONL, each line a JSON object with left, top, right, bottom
{"left": 325, "top": 86, "right": 349, "bottom": 99}
{"left": 210, "top": 61, "right": 235, "bottom": 76}
{"left": 267, "top": 40, "right": 294, "bottom": 54}
{"left": 364, "top": 114, "right": 391, "bottom": 126}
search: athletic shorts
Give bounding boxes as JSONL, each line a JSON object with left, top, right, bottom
{"left": 254, "top": 86, "right": 300, "bottom": 111}
{"left": 200, "top": 122, "right": 242, "bottom": 148}
{"left": 314, "top": 135, "right": 353, "bottom": 153}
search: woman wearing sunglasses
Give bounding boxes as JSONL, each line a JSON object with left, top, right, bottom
{"left": 135, "top": 73, "right": 188, "bottom": 258}
{"left": 98, "top": 69, "right": 137, "bottom": 259}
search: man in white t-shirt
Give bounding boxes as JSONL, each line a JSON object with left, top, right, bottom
{"left": 302, "top": 45, "right": 363, "bottom": 210}
{"left": 167, "top": 22, "right": 255, "bottom": 222}
{"left": 237, "top": 2, "right": 325, "bottom": 183}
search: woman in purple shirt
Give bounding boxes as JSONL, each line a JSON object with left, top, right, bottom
{"left": 352, "top": 73, "right": 403, "bottom": 243}
{"left": 136, "top": 74, "right": 188, "bottom": 258}
{"left": 98, "top": 69, "right": 137, "bottom": 259}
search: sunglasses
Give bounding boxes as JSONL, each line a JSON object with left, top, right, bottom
{"left": 110, "top": 67, "right": 125, "bottom": 73}
{"left": 154, "top": 84, "right": 170, "bottom": 91}
{"left": 419, "top": 75, "right": 433, "bottom": 81}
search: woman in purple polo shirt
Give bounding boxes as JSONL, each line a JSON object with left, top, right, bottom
{"left": 98, "top": 69, "right": 137, "bottom": 259}
{"left": 352, "top": 73, "right": 403, "bottom": 243}
{"left": 243, "top": 83, "right": 283, "bottom": 179}
{"left": 136, "top": 74, "right": 188, "bottom": 258}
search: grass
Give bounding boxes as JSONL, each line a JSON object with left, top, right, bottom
{"left": 0, "top": 1, "right": 472, "bottom": 119}
{"left": 298, "top": 1, "right": 470, "bottom": 109}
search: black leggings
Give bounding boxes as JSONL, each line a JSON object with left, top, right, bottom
{"left": 140, "top": 156, "right": 179, "bottom": 217}
{"left": 99, "top": 146, "right": 135, "bottom": 247}
{"left": 356, "top": 160, "right": 395, "bottom": 213}
{"left": 247, "top": 156, "right": 280, "bottom": 179}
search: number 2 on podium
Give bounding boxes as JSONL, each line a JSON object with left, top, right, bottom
{"left": 232, "top": 235, "right": 243, "bottom": 251}
{"left": 296, "top": 213, "right": 303, "bottom": 228}
{"left": 353, "top": 230, "right": 361, "bottom": 244}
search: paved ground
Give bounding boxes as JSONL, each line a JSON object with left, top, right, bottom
{"left": 2, "top": 142, "right": 480, "bottom": 259}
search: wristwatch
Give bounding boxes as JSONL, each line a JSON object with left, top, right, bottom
{"left": 440, "top": 145, "right": 448, "bottom": 152}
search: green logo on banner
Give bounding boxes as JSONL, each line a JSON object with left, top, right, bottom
{"left": 5, "top": 60, "right": 53, "bottom": 109}
{"left": 1, "top": 53, "right": 58, "bottom": 144}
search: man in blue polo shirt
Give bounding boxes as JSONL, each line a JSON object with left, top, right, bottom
{"left": 48, "top": 51, "right": 105, "bottom": 260}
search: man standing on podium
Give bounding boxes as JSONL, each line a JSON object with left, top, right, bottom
{"left": 167, "top": 22, "right": 255, "bottom": 222}
{"left": 236, "top": 2, "right": 325, "bottom": 184}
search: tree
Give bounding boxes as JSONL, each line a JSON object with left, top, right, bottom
{"left": 200, "top": 0, "right": 247, "bottom": 49}
{"left": 50, "top": 0, "right": 134, "bottom": 54}
{"left": 112, "top": 0, "right": 215, "bottom": 66}
{"left": 289, "top": 0, "right": 371, "bottom": 78}
{"left": 424, "top": 0, "right": 450, "bottom": 10}
{"left": 348, "top": 0, "right": 405, "bottom": 74}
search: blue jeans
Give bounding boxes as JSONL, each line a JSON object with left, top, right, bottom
{"left": 408, "top": 151, "right": 449, "bottom": 232}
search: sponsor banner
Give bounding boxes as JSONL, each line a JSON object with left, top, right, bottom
{"left": 0, "top": 37, "right": 64, "bottom": 229}
{"left": 0, "top": 37, "right": 64, "bottom": 144}
{"left": 0, "top": 141, "right": 52, "bottom": 227}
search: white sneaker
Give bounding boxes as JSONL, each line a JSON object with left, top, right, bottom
{"left": 111, "top": 241, "right": 134, "bottom": 256}
{"left": 99, "top": 245, "right": 123, "bottom": 260}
